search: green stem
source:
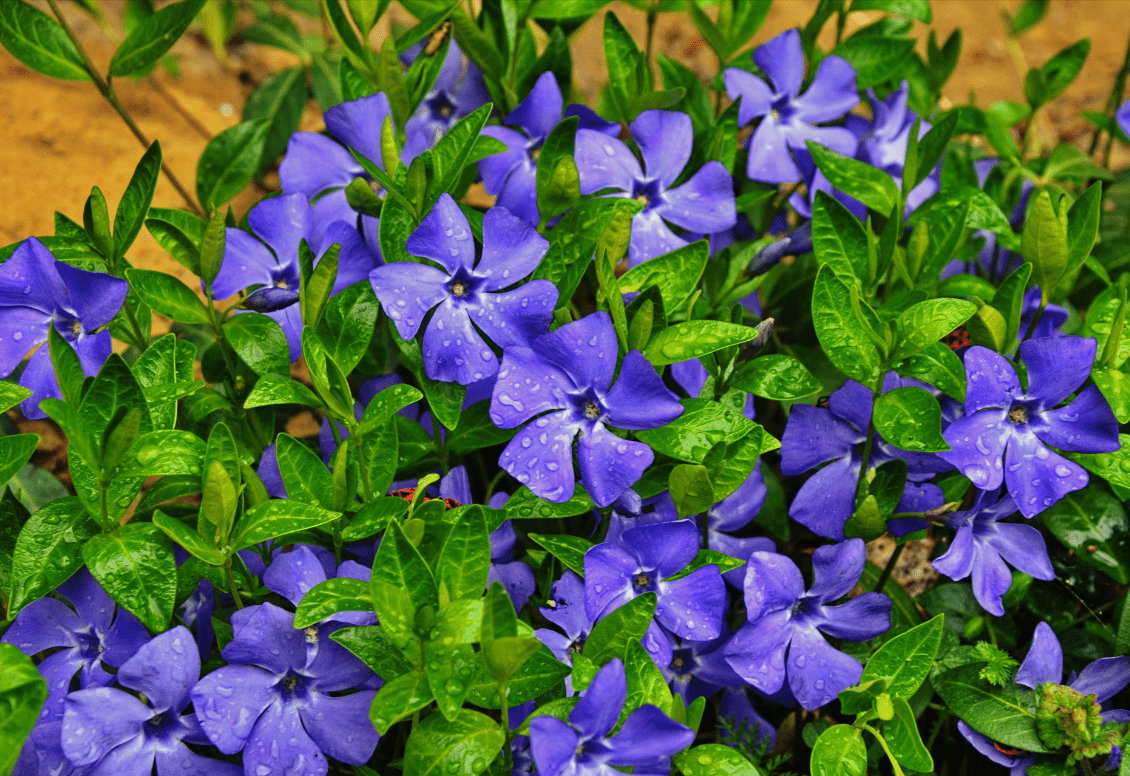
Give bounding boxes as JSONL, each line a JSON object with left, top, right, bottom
{"left": 1021, "top": 298, "right": 1048, "bottom": 343}
{"left": 122, "top": 301, "right": 149, "bottom": 353}
{"left": 45, "top": 0, "right": 203, "bottom": 216}
{"left": 1057, "top": 596, "right": 1121, "bottom": 632}
{"left": 862, "top": 724, "right": 905, "bottom": 776}
{"left": 98, "top": 480, "right": 111, "bottom": 531}
{"left": 645, "top": 5, "right": 657, "bottom": 75}
{"left": 874, "top": 542, "right": 905, "bottom": 595}
{"left": 485, "top": 467, "right": 507, "bottom": 501}
{"left": 224, "top": 559, "right": 245, "bottom": 609}
{"left": 352, "top": 430, "right": 376, "bottom": 502}
{"left": 499, "top": 684, "right": 513, "bottom": 772}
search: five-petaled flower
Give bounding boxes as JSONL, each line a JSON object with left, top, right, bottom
{"left": 724, "top": 538, "right": 891, "bottom": 710}
{"left": 939, "top": 336, "right": 1120, "bottom": 518}
{"left": 370, "top": 193, "right": 557, "bottom": 385}
{"left": 0, "top": 237, "right": 128, "bottom": 418}
{"left": 489, "top": 311, "right": 684, "bottom": 506}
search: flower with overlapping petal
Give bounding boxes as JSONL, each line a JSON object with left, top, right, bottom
{"left": 0, "top": 237, "right": 128, "bottom": 418}
{"left": 370, "top": 194, "right": 556, "bottom": 384}
{"left": 401, "top": 38, "right": 490, "bottom": 157}
{"left": 724, "top": 539, "right": 891, "bottom": 710}
{"left": 529, "top": 659, "right": 694, "bottom": 776}
{"left": 61, "top": 626, "right": 241, "bottom": 776}
{"left": 939, "top": 337, "right": 1120, "bottom": 518}
{"left": 480, "top": 70, "right": 619, "bottom": 224}
{"left": 724, "top": 28, "right": 858, "bottom": 183}
{"left": 574, "top": 110, "right": 736, "bottom": 265}
{"left": 190, "top": 603, "right": 379, "bottom": 775}
{"left": 489, "top": 311, "right": 683, "bottom": 506}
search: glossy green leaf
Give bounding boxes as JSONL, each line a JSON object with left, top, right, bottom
{"left": 618, "top": 241, "right": 709, "bottom": 314}
{"left": 637, "top": 398, "right": 756, "bottom": 463}
{"left": 117, "top": 429, "right": 205, "bottom": 478}
{"left": 114, "top": 141, "right": 162, "bottom": 260}
{"left": 224, "top": 312, "right": 290, "bottom": 375}
{"left": 0, "top": 382, "right": 32, "bottom": 415}
{"left": 1041, "top": 38, "right": 1089, "bottom": 100}
{"left": 370, "top": 521, "right": 438, "bottom": 646}
{"left": 810, "top": 724, "right": 867, "bottom": 776}
{"left": 861, "top": 614, "right": 943, "bottom": 699}
{"left": 332, "top": 624, "right": 415, "bottom": 680}
{"left": 709, "top": 425, "right": 779, "bottom": 501}
{"left": 231, "top": 500, "right": 340, "bottom": 550}
{"left": 873, "top": 386, "right": 951, "bottom": 453}
{"left": 83, "top": 523, "right": 176, "bottom": 632}
{"left": 731, "top": 354, "right": 822, "bottom": 400}
{"left": 152, "top": 509, "right": 225, "bottom": 565}
{"left": 145, "top": 208, "right": 205, "bottom": 276}
{"left": 109, "top": 0, "right": 205, "bottom": 76}
{"left": 674, "top": 743, "right": 760, "bottom": 776}
{"left": 603, "top": 11, "right": 641, "bottom": 122}
{"left": 669, "top": 463, "right": 714, "bottom": 519}
{"left": 125, "top": 268, "right": 210, "bottom": 324}
{"left": 529, "top": 533, "right": 591, "bottom": 576}
{"left": 812, "top": 265, "right": 882, "bottom": 387}
{"left": 316, "top": 282, "right": 380, "bottom": 374}
{"left": 425, "top": 640, "right": 477, "bottom": 721}
{"left": 293, "top": 577, "right": 374, "bottom": 628}
{"left": 243, "top": 373, "right": 322, "bottom": 409}
{"left": 806, "top": 141, "right": 900, "bottom": 214}
{"left": 882, "top": 696, "right": 934, "bottom": 772}
{"left": 437, "top": 505, "right": 491, "bottom": 604}
{"left": 831, "top": 34, "right": 915, "bottom": 89}
{"left": 196, "top": 119, "right": 271, "bottom": 211}
{"left": 8, "top": 497, "right": 96, "bottom": 614}
{"left": 644, "top": 320, "right": 758, "bottom": 366}
{"left": 369, "top": 671, "right": 433, "bottom": 735}
{"left": 402, "top": 708, "right": 504, "bottom": 776}
{"left": 0, "top": 0, "right": 89, "bottom": 80}
{"left": 933, "top": 663, "right": 1052, "bottom": 752}
{"left": 0, "top": 433, "right": 37, "bottom": 486}
{"left": 624, "top": 639, "right": 671, "bottom": 715}
{"left": 1092, "top": 368, "right": 1130, "bottom": 424}
{"left": 501, "top": 486, "right": 594, "bottom": 526}
{"left": 811, "top": 190, "right": 869, "bottom": 284}
{"left": 1022, "top": 189, "right": 1069, "bottom": 294}
{"left": 429, "top": 104, "right": 492, "bottom": 202}
{"left": 892, "top": 298, "right": 977, "bottom": 361}
{"left": 1041, "top": 486, "right": 1129, "bottom": 584}
{"left": 323, "top": 0, "right": 371, "bottom": 73}
{"left": 275, "top": 434, "right": 333, "bottom": 511}
{"left": 241, "top": 12, "right": 308, "bottom": 58}
{"left": 464, "top": 643, "right": 570, "bottom": 708}
{"left": 0, "top": 643, "right": 47, "bottom": 774}
{"left": 342, "top": 497, "right": 409, "bottom": 541}
{"left": 896, "top": 340, "right": 965, "bottom": 401}
{"left": 531, "top": 199, "right": 642, "bottom": 305}
{"left": 584, "top": 592, "right": 656, "bottom": 667}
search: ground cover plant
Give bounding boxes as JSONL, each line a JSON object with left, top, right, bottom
{"left": 1, "top": 0, "right": 1129, "bottom": 774}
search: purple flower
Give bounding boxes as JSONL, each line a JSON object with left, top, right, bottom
{"left": 480, "top": 71, "right": 619, "bottom": 224}
{"left": 191, "top": 602, "right": 380, "bottom": 774}
{"left": 931, "top": 489, "right": 1055, "bottom": 616}
{"left": 279, "top": 92, "right": 394, "bottom": 254}
{"left": 2, "top": 568, "right": 148, "bottom": 724}
{"left": 574, "top": 110, "right": 736, "bottom": 266}
{"left": 529, "top": 658, "right": 694, "bottom": 776}
{"left": 780, "top": 377, "right": 950, "bottom": 540}
{"left": 939, "top": 337, "right": 1120, "bottom": 518}
{"left": 536, "top": 570, "right": 593, "bottom": 664}
{"left": 0, "top": 237, "right": 128, "bottom": 419}
{"left": 60, "top": 626, "right": 242, "bottom": 776}
{"left": 1117, "top": 97, "right": 1130, "bottom": 139}
{"left": 585, "top": 520, "right": 726, "bottom": 642}
{"left": 959, "top": 621, "right": 1130, "bottom": 773}
{"left": 212, "top": 193, "right": 379, "bottom": 360}
{"left": 490, "top": 312, "right": 683, "bottom": 506}
{"left": 724, "top": 539, "right": 891, "bottom": 710}
{"left": 724, "top": 28, "right": 858, "bottom": 183}
{"left": 401, "top": 39, "right": 490, "bottom": 159}
{"left": 266, "top": 545, "right": 377, "bottom": 628}
{"left": 369, "top": 194, "right": 556, "bottom": 384}
{"left": 1019, "top": 287, "right": 1068, "bottom": 340}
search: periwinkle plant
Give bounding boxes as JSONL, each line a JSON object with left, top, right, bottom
{"left": 1, "top": 1, "right": 1129, "bottom": 775}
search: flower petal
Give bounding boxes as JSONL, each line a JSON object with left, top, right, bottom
{"left": 55, "top": 261, "right": 129, "bottom": 331}
{"left": 577, "top": 424, "right": 653, "bottom": 508}
{"left": 969, "top": 543, "right": 1012, "bottom": 616}
{"left": 299, "top": 690, "right": 380, "bottom": 764}
{"left": 244, "top": 700, "right": 328, "bottom": 776}
{"left": 940, "top": 410, "right": 1010, "bottom": 490}
{"left": 490, "top": 348, "right": 573, "bottom": 428}
{"left": 1015, "top": 621, "right": 1062, "bottom": 689}
{"left": 247, "top": 193, "right": 311, "bottom": 271}
{"left": 623, "top": 520, "right": 700, "bottom": 579}
{"left": 324, "top": 93, "right": 393, "bottom": 168}
{"left": 536, "top": 311, "right": 619, "bottom": 394}
{"left": 787, "top": 624, "right": 863, "bottom": 710}
{"left": 963, "top": 346, "right": 1020, "bottom": 412}
{"left": 724, "top": 68, "right": 773, "bottom": 126}
{"left": 472, "top": 280, "right": 558, "bottom": 350}
{"left": 1039, "top": 385, "right": 1120, "bottom": 453}
{"left": 488, "top": 560, "right": 537, "bottom": 612}
{"left": 322, "top": 221, "right": 380, "bottom": 293}
{"left": 657, "top": 566, "right": 725, "bottom": 641}
{"left": 606, "top": 705, "right": 694, "bottom": 764}
{"left": 156, "top": 744, "right": 243, "bottom": 776}
{"left": 0, "top": 238, "right": 69, "bottom": 311}
{"left": 575, "top": 130, "right": 642, "bottom": 194}
{"left": 932, "top": 522, "right": 976, "bottom": 581}
{"left": 190, "top": 664, "right": 278, "bottom": 754}
{"left": 817, "top": 593, "right": 892, "bottom": 641}
{"left": 476, "top": 207, "right": 550, "bottom": 289}
{"left": 745, "top": 117, "right": 800, "bottom": 183}
{"left": 992, "top": 522, "right": 1055, "bottom": 581}
{"left": 780, "top": 405, "right": 862, "bottom": 476}
{"left": 279, "top": 132, "right": 361, "bottom": 197}
{"left": 1070, "top": 656, "right": 1130, "bottom": 703}
{"left": 211, "top": 228, "right": 278, "bottom": 300}
{"left": 263, "top": 545, "right": 330, "bottom": 610}
{"left": 742, "top": 552, "right": 804, "bottom": 622}
{"left": 478, "top": 126, "right": 529, "bottom": 193}
{"left": 529, "top": 716, "right": 581, "bottom": 776}
{"left": 632, "top": 110, "right": 692, "bottom": 188}
{"left": 62, "top": 687, "right": 150, "bottom": 767}
{"left": 570, "top": 659, "right": 626, "bottom": 739}
{"left": 406, "top": 193, "right": 476, "bottom": 274}
{"left": 368, "top": 260, "right": 450, "bottom": 340}
{"left": 1, "top": 596, "right": 83, "bottom": 655}
{"left": 808, "top": 538, "right": 865, "bottom": 603}
{"left": 828, "top": 379, "right": 875, "bottom": 435}
{"left": 628, "top": 209, "right": 689, "bottom": 267}
{"left": 0, "top": 305, "right": 51, "bottom": 377}
{"left": 752, "top": 29, "right": 804, "bottom": 97}
{"left": 723, "top": 612, "right": 792, "bottom": 694}
{"left": 499, "top": 410, "right": 580, "bottom": 503}
{"left": 117, "top": 626, "right": 199, "bottom": 714}
{"left": 1019, "top": 335, "right": 1096, "bottom": 409}
{"left": 656, "top": 161, "right": 736, "bottom": 234}
{"left": 792, "top": 54, "right": 859, "bottom": 123}
{"left": 492, "top": 158, "right": 540, "bottom": 225}
{"left": 1003, "top": 432, "right": 1088, "bottom": 518}
{"left": 423, "top": 301, "right": 497, "bottom": 385}
{"left": 958, "top": 720, "right": 1036, "bottom": 769}
{"left": 787, "top": 454, "right": 859, "bottom": 540}
{"left": 222, "top": 602, "right": 306, "bottom": 675}
{"left": 583, "top": 543, "right": 639, "bottom": 623}
{"left": 506, "top": 70, "right": 563, "bottom": 141}
{"left": 602, "top": 351, "right": 684, "bottom": 431}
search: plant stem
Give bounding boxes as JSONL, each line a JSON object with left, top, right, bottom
{"left": 862, "top": 724, "right": 906, "bottom": 776}
{"left": 499, "top": 685, "right": 513, "bottom": 773}
{"left": 224, "top": 559, "right": 245, "bottom": 609}
{"left": 874, "top": 542, "right": 905, "bottom": 594}
{"left": 45, "top": 0, "right": 203, "bottom": 216}
{"left": 352, "top": 430, "right": 376, "bottom": 502}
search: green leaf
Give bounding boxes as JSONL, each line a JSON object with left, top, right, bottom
{"left": 243, "top": 373, "right": 322, "bottom": 409}
{"left": 1092, "top": 368, "right": 1130, "bottom": 424}
{"left": 1065, "top": 182, "right": 1102, "bottom": 277}
{"left": 83, "top": 523, "right": 176, "bottom": 632}
{"left": 358, "top": 383, "right": 424, "bottom": 434}
{"left": 531, "top": 199, "right": 642, "bottom": 305}
{"left": 0, "top": 0, "right": 89, "bottom": 80}
{"left": 644, "top": 320, "right": 758, "bottom": 366}
{"left": 243, "top": 66, "right": 308, "bottom": 171}
{"left": 114, "top": 141, "right": 162, "bottom": 260}
{"left": 583, "top": 592, "right": 656, "bottom": 666}
{"left": 674, "top": 744, "right": 760, "bottom": 776}
{"left": 892, "top": 298, "right": 977, "bottom": 361}
{"left": 806, "top": 141, "right": 900, "bottom": 214}
{"left": 8, "top": 497, "right": 96, "bottom": 614}
{"left": 1040, "top": 486, "right": 1129, "bottom": 584}
{"left": 637, "top": 398, "right": 755, "bottom": 463}
{"left": 812, "top": 265, "right": 882, "bottom": 387}
{"left": 624, "top": 639, "right": 671, "bottom": 715}
{"left": 603, "top": 11, "right": 641, "bottom": 122}
{"left": 429, "top": 104, "right": 492, "bottom": 202}
{"left": 316, "top": 282, "right": 380, "bottom": 374}
{"left": 0, "top": 643, "right": 47, "bottom": 775}
{"left": 125, "top": 268, "right": 211, "bottom": 324}
{"left": 861, "top": 614, "right": 944, "bottom": 699}
{"left": 117, "top": 429, "right": 204, "bottom": 478}
{"left": 731, "top": 354, "right": 822, "bottom": 400}
{"left": 882, "top": 696, "right": 934, "bottom": 772}
{"left": 851, "top": 0, "right": 931, "bottom": 21}
{"left": 0, "top": 433, "right": 37, "bottom": 486}
{"left": 535, "top": 116, "right": 579, "bottom": 223}
{"left": 1041, "top": 38, "right": 1089, "bottom": 100}
{"left": 196, "top": 118, "right": 271, "bottom": 211}
{"left": 669, "top": 463, "right": 714, "bottom": 518}
{"left": 152, "top": 509, "right": 225, "bottom": 565}
{"left": 464, "top": 642, "right": 571, "bottom": 708}
{"left": 425, "top": 640, "right": 477, "bottom": 721}
{"left": 370, "top": 521, "right": 438, "bottom": 646}
{"left": 293, "top": 577, "right": 374, "bottom": 628}
{"left": 666, "top": 548, "right": 745, "bottom": 581}
{"left": 437, "top": 505, "right": 491, "bottom": 604}
{"left": 343, "top": 496, "right": 409, "bottom": 541}
{"left": 810, "top": 724, "right": 867, "bottom": 776}
{"left": 1010, "top": 0, "right": 1049, "bottom": 33}
{"left": 133, "top": 333, "right": 196, "bottom": 430}
{"left": 323, "top": 0, "right": 371, "bottom": 73}
{"left": 109, "top": 0, "right": 205, "bottom": 76}
{"left": 873, "top": 386, "right": 951, "bottom": 453}
{"left": 369, "top": 671, "right": 434, "bottom": 734}
{"left": 231, "top": 500, "right": 340, "bottom": 550}
{"left": 619, "top": 241, "right": 708, "bottom": 314}
{"left": 332, "top": 624, "right": 415, "bottom": 680}
{"left": 529, "top": 533, "right": 591, "bottom": 576}
{"left": 896, "top": 340, "right": 965, "bottom": 401}
{"left": 710, "top": 426, "right": 779, "bottom": 501}
{"left": 528, "top": 0, "right": 612, "bottom": 18}
{"left": 501, "top": 486, "right": 594, "bottom": 525}
{"left": 224, "top": 312, "right": 290, "bottom": 375}
{"left": 145, "top": 208, "right": 205, "bottom": 276}
{"left": 402, "top": 709, "right": 504, "bottom": 776}
{"left": 0, "top": 382, "right": 32, "bottom": 414}
{"left": 241, "top": 12, "right": 308, "bottom": 58}
{"left": 274, "top": 434, "right": 333, "bottom": 510}
{"left": 1022, "top": 189, "right": 1069, "bottom": 294}
{"left": 933, "top": 663, "right": 1052, "bottom": 753}
{"left": 481, "top": 582, "right": 540, "bottom": 682}
{"left": 831, "top": 34, "right": 915, "bottom": 89}
{"left": 811, "top": 190, "right": 869, "bottom": 284}
{"left": 913, "top": 110, "right": 958, "bottom": 189}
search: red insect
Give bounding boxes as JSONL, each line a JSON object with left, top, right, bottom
{"left": 992, "top": 743, "right": 1029, "bottom": 757}
{"left": 389, "top": 487, "right": 461, "bottom": 510}
{"left": 815, "top": 396, "right": 830, "bottom": 409}
{"left": 942, "top": 324, "right": 971, "bottom": 350}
